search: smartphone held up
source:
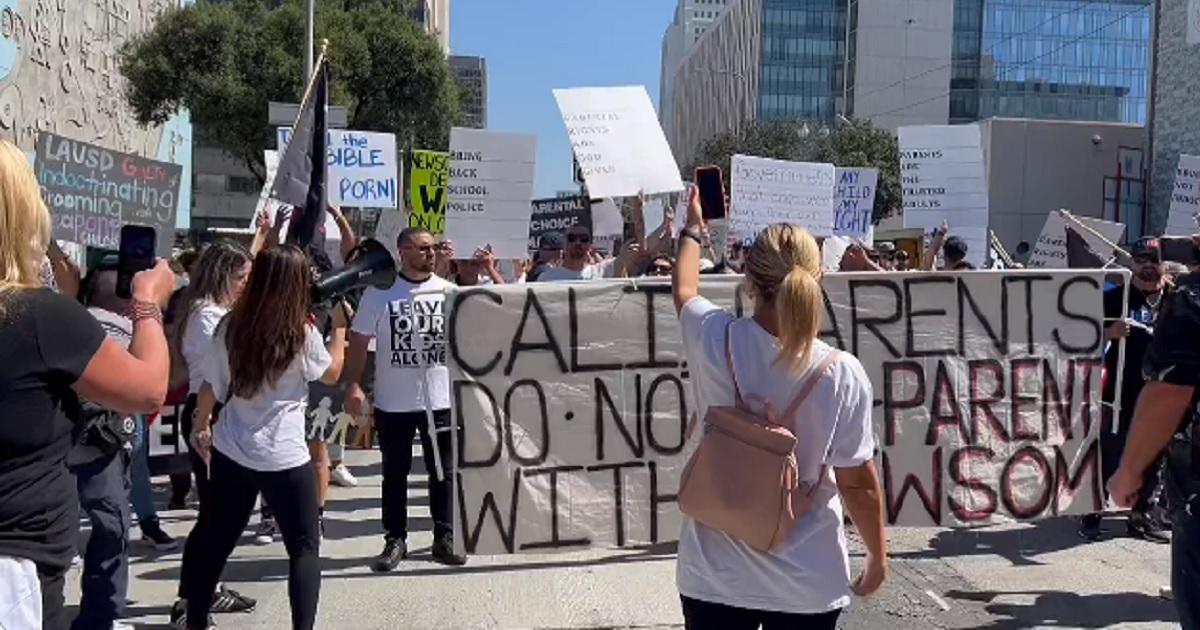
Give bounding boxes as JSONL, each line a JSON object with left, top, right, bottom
{"left": 694, "top": 166, "right": 727, "bottom": 223}
{"left": 116, "top": 224, "right": 157, "bottom": 299}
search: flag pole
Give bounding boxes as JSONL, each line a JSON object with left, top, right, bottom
{"left": 1060, "top": 209, "right": 1131, "bottom": 259}
{"left": 989, "top": 230, "right": 1016, "bottom": 267}
{"left": 288, "top": 39, "right": 330, "bottom": 138}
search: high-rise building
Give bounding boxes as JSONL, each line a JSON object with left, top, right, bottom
{"left": 665, "top": 0, "right": 1154, "bottom": 168}
{"left": 660, "top": 1, "right": 732, "bottom": 135}
{"left": 412, "top": 0, "right": 451, "bottom": 54}
{"left": 450, "top": 55, "right": 488, "bottom": 129}
{"left": 1147, "top": 0, "right": 1200, "bottom": 232}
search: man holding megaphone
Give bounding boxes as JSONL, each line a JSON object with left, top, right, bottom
{"left": 342, "top": 227, "right": 467, "bottom": 572}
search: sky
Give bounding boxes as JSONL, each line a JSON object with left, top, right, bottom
{"left": 450, "top": 0, "right": 675, "bottom": 197}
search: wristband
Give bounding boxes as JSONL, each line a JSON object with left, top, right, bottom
{"left": 125, "top": 300, "right": 163, "bottom": 326}
{"left": 679, "top": 228, "right": 704, "bottom": 247}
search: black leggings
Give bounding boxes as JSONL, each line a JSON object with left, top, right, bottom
{"left": 680, "top": 596, "right": 841, "bottom": 630}
{"left": 180, "top": 449, "right": 320, "bottom": 630}
{"left": 172, "top": 394, "right": 217, "bottom": 506}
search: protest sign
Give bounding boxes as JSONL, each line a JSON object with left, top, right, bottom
{"left": 729, "top": 154, "right": 835, "bottom": 242}
{"left": 278, "top": 128, "right": 400, "bottom": 208}
{"left": 528, "top": 196, "right": 591, "bottom": 251}
{"left": 410, "top": 150, "right": 449, "bottom": 234}
{"left": 553, "top": 86, "right": 684, "bottom": 198}
{"left": 375, "top": 210, "right": 407, "bottom": 262}
{"left": 1028, "top": 213, "right": 1124, "bottom": 268}
{"left": 254, "top": 150, "right": 281, "bottom": 220}
{"left": 450, "top": 271, "right": 1112, "bottom": 554}
{"left": 899, "top": 125, "right": 989, "bottom": 267}
{"left": 834, "top": 168, "right": 878, "bottom": 240}
{"left": 445, "top": 128, "right": 537, "bottom": 260}
{"left": 1166, "top": 154, "right": 1200, "bottom": 236}
{"left": 35, "top": 132, "right": 181, "bottom": 257}
{"left": 591, "top": 198, "right": 625, "bottom": 237}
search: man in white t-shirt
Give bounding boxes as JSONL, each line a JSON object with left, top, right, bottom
{"left": 344, "top": 227, "right": 466, "bottom": 571}
{"left": 534, "top": 226, "right": 618, "bottom": 282}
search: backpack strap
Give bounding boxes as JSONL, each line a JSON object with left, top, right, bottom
{"left": 723, "top": 319, "right": 746, "bottom": 409}
{"left": 779, "top": 349, "right": 842, "bottom": 423}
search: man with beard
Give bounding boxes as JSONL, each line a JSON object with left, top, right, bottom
{"left": 343, "top": 228, "right": 466, "bottom": 572}
{"left": 1080, "top": 237, "right": 1171, "bottom": 542}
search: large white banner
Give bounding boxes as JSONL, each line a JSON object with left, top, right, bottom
{"left": 450, "top": 271, "right": 1114, "bottom": 554}
{"left": 899, "top": 125, "right": 989, "bottom": 267}
{"left": 730, "top": 155, "right": 835, "bottom": 241}
{"left": 1028, "top": 213, "right": 1125, "bottom": 268}
{"left": 553, "top": 86, "right": 685, "bottom": 199}
{"left": 277, "top": 128, "right": 400, "bottom": 209}
{"left": 1166, "top": 154, "right": 1200, "bottom": 236}
{"left": 445, "top": 128, "right": 538, "bottom": 260}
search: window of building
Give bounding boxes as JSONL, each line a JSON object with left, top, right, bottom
{"left": 226, "top": 175, "right": 259, "bottom": 195}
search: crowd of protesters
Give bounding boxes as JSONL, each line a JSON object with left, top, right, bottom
{"left": 2, "top": 127, "right": 1199, "bottom": 629}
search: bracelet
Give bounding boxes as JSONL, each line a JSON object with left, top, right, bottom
{"left": 679, "top": 228, "right": 704, "bottom": 247}
{"left": 125, "top": 300, "right": 163, "bottom": 326}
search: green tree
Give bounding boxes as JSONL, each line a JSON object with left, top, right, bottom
{"left": 119, "top": 0, "right": 461, "bottom": 183}
{"left": 688, "top": 118, "right": 900, "bottom": 224}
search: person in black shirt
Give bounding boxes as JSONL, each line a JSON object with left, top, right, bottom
{"left": 0, "top": 139, "right": 174, "bottom": 630}
{"left": 1081, "top": 237, "right": 1171, "bottom": 542}
{"left": 1110, "top": 267, "right": 1200, "bottom": 629}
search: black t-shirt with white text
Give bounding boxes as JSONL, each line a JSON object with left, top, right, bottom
{"left": 1102, "top": 284, "right": 1165, "bottom": 415}
{"left": 0, "top": 289, "right": 106, "bottom": 570}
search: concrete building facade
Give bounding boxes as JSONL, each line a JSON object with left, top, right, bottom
{"left": 1147, "top": 0, "right": 1200, "bottom": 233}
{"left": 412, "top": 0, "right": 451, "bottom": 54}
{"left": 660, "top": 0, "right": 731, "bottom": 140}
{"left": 0, "top": 0, "right": 195, "bottom": 228}
{"left": 450, "top": 55, "right": 488, "bottom": 129}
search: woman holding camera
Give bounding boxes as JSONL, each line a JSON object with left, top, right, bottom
{"left": 0, "top": 140, "right": 173, "bottom": 629}
{"left": 174, "top": 245, "right": 346, "bottom": 630}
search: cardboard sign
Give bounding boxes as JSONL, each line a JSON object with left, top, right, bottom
{"left": 1028, "top": 213, "right": 1125, "bottom": 268}
{"left": 35, "top": 132, "right": 181, "bottom": 257}
{"left": 899, "top": 125, "right": 989, "bottom": 267}
{"left": 450, "top": 271, "right": 1113, "bottom": 554}
{"left": 553, "top": 86, "right": 685, "bottom": 199}
{"left": 833, "top": 167, "right": 878, "bottom": 240}
{"left": 1166, "top": 154, "right": 1200, "bottom": 236}
{"left": 277, "top": 128, "right": 400, "bottom": 208}
{"left": 445, "top": 128, "right": 537, "bottom": 260}
{"left": 729, "top": 155, "right": 835, "bottom": 241}
{"left": 409, "top": 150, "right": 449, "bottom": 234}
{"left": 528, "top": 196, "right": 591, "bottom": 251}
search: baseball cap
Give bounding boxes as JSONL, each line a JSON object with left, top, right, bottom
{"left": 1131, "top": 237, "right": 1161, "bottom": 258}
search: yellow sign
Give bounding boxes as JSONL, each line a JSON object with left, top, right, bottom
{"left": 409, "top": 150, "right": 449, "bottom": 234}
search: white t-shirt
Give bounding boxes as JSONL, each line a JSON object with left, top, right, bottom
{"left": 535, "top": 258, "right": 616, "bottom": 282}
{"left": 207, "top": 323, "right": 332, "bottom": 472}
{"left": 183, "top": 301, "right": 229, "bottom": 394}
{"left": 675, "top": 297, "right": 876, "bottom": 615}
{"left": 352, "top": 274, "right": 453, "bottom": 413}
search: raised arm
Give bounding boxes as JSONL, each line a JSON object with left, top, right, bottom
{"left": 73, "top": 261, "right": 176, "bottom": 414}
{"left": 921, "top": 220, "right": 948, "bottom": 271}
{"left": 673, "top": 186, "right": 703, "bottom": 314}
{"left": 328, "top": 205, "right": 358, "bottom": 264}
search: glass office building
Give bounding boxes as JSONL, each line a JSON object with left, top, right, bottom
{"left": 950, "top": 0, "right": 1152, "bottom": 125}
{"left": 757, "top": 0, "right": 852, "bottom": 122}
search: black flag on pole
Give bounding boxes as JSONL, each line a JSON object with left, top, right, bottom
{"left": 1064, "top": 224, "right": 1108, "bottom": 269}
{"left": 272, "top": 58, "right": 329, "bottom": 248}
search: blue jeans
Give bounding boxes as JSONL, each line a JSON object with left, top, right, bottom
{"left": 130, "top": 416, "right": 160, "bottom": 529}
{"left": 73, "top": 454, "right": 130, "bottom": 630}
{"left": 1174, "top": 498, "right": 1200, "bottom": 630}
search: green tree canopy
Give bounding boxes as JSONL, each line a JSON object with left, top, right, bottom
{"left": 688, "top": 118, "right": 901, "bottom": 224}
{"left": 119, "top": 0, "right": 460, "bottom": 183}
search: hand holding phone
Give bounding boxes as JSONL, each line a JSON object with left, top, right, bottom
{"left": 694, "top": 166, "right": 726, "bottom": 222}
{"left": 117, "top": 225, "right": 157, "bottom": 300}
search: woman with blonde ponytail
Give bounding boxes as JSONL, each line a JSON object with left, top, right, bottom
{"left": 672, "top": 185, "right": 888, "bottom": 629}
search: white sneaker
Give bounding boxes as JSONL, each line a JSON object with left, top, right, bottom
{"left": 254, "top": 517, "right": 278, "bottom": 545}
{"left": 330, "top": 463, "right": 358, "bottom": 488}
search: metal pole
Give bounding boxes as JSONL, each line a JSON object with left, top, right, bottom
{"left": 305, "top": 0, "right": 315, "bottom": 83}
{"left": 841, "top": 0, "right": 852, "bottom": 117}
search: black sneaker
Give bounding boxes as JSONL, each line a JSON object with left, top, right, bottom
{"left": 371, "top": 538, "right": 407, "bottom": 573}
{"left": 431, "top": 533, "right": 467, "bottom": 566}
{"left": 141, "top": 523, "right": 179, "bottom": 551}
{"left": 211, "top": 584, "right": 256, "bottom": 613}
{"left": 1128, "top": 512, "right": 1171, "bottom": 544}
{"left": 170, "top": 599, "right": 215, "bottom": 629}
{"left": 1078, "top": 513, "right": 1102, "bottom": 541}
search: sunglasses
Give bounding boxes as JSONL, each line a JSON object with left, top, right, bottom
{"left": 567, "top": 234, "right": 591, "bottom": 244}
{"left": 650, "top": 265, "right": 673, "bottom": 274}
{"left": 1133, "top": 255, "right": 1160, "bottom": 264}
